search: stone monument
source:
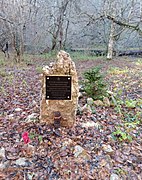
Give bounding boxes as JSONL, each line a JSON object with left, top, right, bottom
{"left": 40, "top": 50, "right": 79, "bottom": 127}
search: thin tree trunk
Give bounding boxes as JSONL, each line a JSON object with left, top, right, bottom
{"left": 51, "top": 35, "right": 57, "bottom": 51}
{"left": 20, "top": 29, "right": 24, "bottom": 59}
{"left": 63, "top": 20, "right": 69, "bottom": 48}
{"left": 107, "top": 21, "right": 115, "bottom": 60}
{"left": 13, "top": 31, "right": 21, "bottom": 63}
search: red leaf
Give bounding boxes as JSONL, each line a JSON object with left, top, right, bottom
{"left": 22, "top": 132, "right": 30, "bottom": 144}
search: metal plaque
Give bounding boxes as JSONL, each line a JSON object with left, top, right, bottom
{"left": 46, "top": 76, "right": 71, "bottom": 100}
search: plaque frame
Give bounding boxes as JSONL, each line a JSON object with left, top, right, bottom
{"left": 46, "top": 76, "right": 72, "bottom": 100}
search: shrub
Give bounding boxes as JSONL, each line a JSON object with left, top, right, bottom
{"left": 82, "top": 66, "right": 107, "bottom": 100}
{"left": 112, "top": 128, "right": 132, "bottom": 142}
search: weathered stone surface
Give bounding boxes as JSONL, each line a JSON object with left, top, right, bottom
{"left": 103, "top": 97, "right": 110, "bottom": 107}
{"left": 0, "top": 147, "right": 5, "bottom": 158}
{"left": 102, "top": 144, "right": 114, "bottom": 153}
{"left": 25, "top": 113, "right": 38, "bottom": 122}
{"left": 73, "top": 145, "right": 91, "bottom": 161}
{"left": 40, "top": 50, "right": 79, "bottom": 127}
{"left": 15, "top": 158, "right": 27, "bottom": 166}
{"left": 110, "top": 173, "right": 120, "bottom": 180}
{"left": 87, "top": 98, "right": 94, "bottom": 106}
{"left": 94, "top": 100, "right": 104, "bottom": 106}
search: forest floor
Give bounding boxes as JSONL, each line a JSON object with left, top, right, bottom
{"left": 0, "top": 53, "right": 142, "bottom": 179}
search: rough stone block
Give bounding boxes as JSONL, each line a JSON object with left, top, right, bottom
{"left": 40, "top": 50, "right": 79, "bottom": 127}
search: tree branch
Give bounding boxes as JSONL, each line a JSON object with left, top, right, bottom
{"left": 106, "top": 15, "right": 142, "bottom": 36}
{"left": 0, "top": 16, "right": 13, "bottom": 24}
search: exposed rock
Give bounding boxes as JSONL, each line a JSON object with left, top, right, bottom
{"left": 94, "top": 100, "right": 104, "bottom": 106}
{"left": 40, "top": 51, "right": 79, "bottom": 127}
{"left": 102, "top": 144, "right": 114, "bottom": 153}
{"left": 110, "top": 173, "right": 120, "bottom": 180}
{"left": 78, "top": 150, "right": 91, "bottom": 161}
{"left": 62, "top": 138, "right": 72, "bottom": 147}
{"left": 107, "top": 90, "right": 113, "bottom": 95}
{"left": 15, "top": 108, "right": 22, "bottom": 112}
{"left": 0, "top": 163, "right": 5, "bottom": 169}
{"left": 81, "top": 121, "right": 100, "bottom": 129}
{"left": 60, "top": 151, "right": 68, "bottom": 157}
{"left": 0, "top": 147, "right": 5, "bottom": 158}
{"left": 25, "top": 113, "right": 38, "bottom": 122}
{"left": 79, "top": 85, "right": 84, "bottom": 92}
{"left": 90, "top": 116, "right": 97, "bottom": 122}
{"left": 21, "top": 112, "right": 26, "bottom": 115}
{"left": 7, "top": 114, "right": 14, "bottom": 119}
{"left": 78, "top": 92, "right": 83, "bottom": 99}
{"left": 82, "top": 104, "right": 92, "bottom": 114}
{"left": 0, "top": 162, "right": 8, "bottom": 169}
{"left": 87, "top": 97, "right": 94, "bottom": 106}
{"left": 54, "top": 129, "right": 61, "bottom": 137}
{"left": 103, "top": 97, "right": 110, "bottom": 107}
{"left": 76, "top": 104, "right": 83, "bottom": 115}
{"left": 82, "top": 91, "right": 87, "bottom": 96}
{"left": 74, "top": 145, "right": 90, "bottom": 161}
{"left": 27, "top": 173, "right": 35, "bottom": 180}
{"left": 91, "top": 106, "right": 96, "bottom": 114}
{"left": 32, "top": 100, "right": 37, "bottom": 106}
{"left": 15, "top": 158, "right": 27, "bottom": 166}
{"left": 74, "top": 145, "right": 84, "bottom": 157}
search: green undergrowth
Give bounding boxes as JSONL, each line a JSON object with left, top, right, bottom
{"left": 108, "top": 67, "right": 129, "bottom": 75}
{"left": 0, "top": 58, "right": 6, "bottom": 66}
{"left": 135, "top": 59, "right": 142, "bottom": 66}
{"left": 111, "top": 107, "right": 141, "bottom": 142}
{"left": 112, "top": 128, "right": 133, "bottom": 142}
{"left": 36, "top": 66, "right": 43, "bottom": 74}
{"left": 107, "top": 63, "right": 142, "bottom": 143}
{"left": 39, "top": 51, "right": 105, "bottom": 61}
{"left": 37, "top": 51, "right": 57, "bottom": 60}
{"left": 82, "top": 66, "right": 108, "bottom": 100}
{"left": 0, "top": 69, "right": 8, "bottom": 77}
{"left": 70, "top": 52, "right": 104, "bottom": 61}
{"left": 22, "top": 54, "right": 34, "bottom": 65}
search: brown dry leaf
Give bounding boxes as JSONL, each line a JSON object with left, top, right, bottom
{"left": 100, "top": 158, "right": 107, "bottom": 167}
{"left": 98, "top": 167, "right": 110, "bottom": 179}
{"left": 21, "top": 144, "right": 35, "bottom": 157}
{"left": 88, "top": 175, "right": 96, "bottom": 180}
{"left": 47, "top": 141, "right": 52, "bottom": 146}
{"left": 0, "top": 172, "right": 6, "bottom": 179}
{"left": 14, "top": 172, "right": 23, "bottom": 180}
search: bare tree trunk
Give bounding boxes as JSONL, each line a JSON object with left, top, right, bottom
{"left": 51, "top": 33, "right": 58, "bottom": 51}
{"left": 50, "top": 0, "right": 70, "bottom": 51}
{"left": 12, "top": 31, "right": 21, "bottom": 63}
{"left": 59, "top": 26, "right": 63, "bottom": 49}
{"left": 63, "top": 19, "right": 69, "bottom": 48}
{"left": 107, "top": 21, "right": 115, "bottom": 60}
{"left": 20, "top": 29, "right": 24, "bottom": 59}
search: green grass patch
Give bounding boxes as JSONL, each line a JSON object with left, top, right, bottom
{"left": 37, "top": 51, "right": 57, "bottom": 60}
{"left": 108, "top": 67, "right": 129, "bottom": 75}
{"left": 0, "top": 86, "right": 7, "bottom": 95}
{"left": 36, "top": 51, "right": 104, "bottom": 61}
{"left": 0, "top": 69, "right": 8, "bottom": 77}
{"left": 112, "top": 128, "right": 132, "bottom": 142}
{"left": 69, "top": 52, "right": 104, "bottom": 61}
{"left": 125, "top": 99, "right": 137, "bottom": 108}
{"left": 22, "top": 54, "right": 35, "bottom": 65}
{"left": 135, "top": 59, "right": 142, "bottom": 66}
{"left": 0, "top": 58, "right": 6, "bottom": 66}
{"left": 36, "top": 66, "right": 43, "bottom": 74}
